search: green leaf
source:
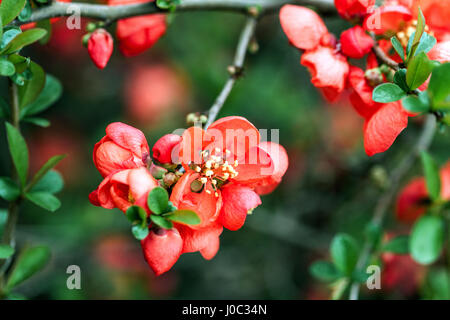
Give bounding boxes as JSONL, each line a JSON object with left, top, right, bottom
{"left": 147, "top": 187, "right": 169, "bottom": 215}
{"left": 420, "top": 151, "right": 441, "bottom": 201}
{"left": 373, "top": 83, "right": 406, "bottom": 103}
{"left": 0, "top": 58, "right": 15, "bottom": 76}
{"left": 22, "top": 117, "right": 50, "bottom": 127}
{"left": 310, "top": 260, "right": 342, "bottom": 282}
{"left": 0, "top": 0, "right": 27, "bottom": 26}
{"left": 0, "top": 244, "right": 14, "bottom": 259}
{"left": 391, "top": 36, "right": 405, "bottom": 61}
{"left": 30, "top": 170, "right": 63, "bottom": 194}
{"left": 131, "top": 224, "right": 149, "bottom": 240}
{"left": 330, "top": 233, "right": 359, "bottom": 275}
{"left": 36, "top": 19, "right": 52, "bottom": 45}
{"left": 5, "top": 122, "right": 29, "bottom": 187}
{"left": 17, "top": 0, "right": 31, "bottom": 22}
{"left": 2, "top": 28, "right": 48, "bottom": 55}
{"left": 8, "top": 54, "right": 30, "bottom": 74}
{"left": 382, "top": 235, "right": 410, "bottom": 254}
{"left": 406, "top": 52, "right": 433, "bottom": 91}
{"left": 165, "top": 209, "right": 201, "bottom": 225}
{"left": 150, "top": 214, "right": 173, "bottom": 229}
{"left": 415, "top": 33, "right": 437, "bottom": 56}
{"left": 402, "top": 91, "right": 430, "bottom": 113}
{"left": 393, "top": 69, "right": 409, "bottom": 92}
{"left": 20, "top": 74, "right": 62, "bottom": 118}
{"left": 429, "top": 63, "right": 450, "bottom": 110}
{"left": 0, "top": 176, "right": 20, "bottom": 201}
{"left": 6, "top": 245, "right": 51, "bottom": 290}
{"left": 25, "top": 192, "right": 61, "bottom": 212}
{"left": 26, "top": 154, "right": 65, "bottom": 192}
{"left": 410, "top": 215, "right": 444, "bottom": 265}
{"left": 407, "top": 7, "right": 426, "bottom": 60}
{"left": 18, "top": 61, "right": 45, "bottom": 109}
{"left": 0, "top": 28, "right": 21, "bottom": 51}
{"left": 126, "top": 205, "right": 147, "bottom": 225}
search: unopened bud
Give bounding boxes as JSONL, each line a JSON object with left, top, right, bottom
{"left": 163, "top": 172, "right": 178, "bottom": 187}
{"left": 365, "top": 68, "right": 384, "bottom": 87}
{"left": 150, "top": 163, "right": 167, "bottom": 179}
{"left": 370, "top": 165, "right": 389, "bottom": 190}
{"left": 190, "top": 179, "right": 204, "bottom": 193}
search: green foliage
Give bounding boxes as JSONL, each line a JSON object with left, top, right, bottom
{"left": 382, "top": 235, "right": 409, "bottom": 254}
{"left": 126, "top": 206, "right": 149, "bottom": 240}
{"left": 410, "top": 215, "right": 444, "bottom": 265}
{"left": 18, "top": 61, "right": 45, "bottom": 109}
{"left": 0, "top": 176, "right": 20, "bottom": 201}
{"left": 407, "top": 7, "right": 426, "bottom": 61}
{"left": 20, "top": 74, "right": 62, "bottom": 118}
{"left": 406, "top": 52, "right": 433, "bottom": 91}
{"left": 147, "top": 187, "right": 169, "bottom": 215}
{"left": 373, "top": 83, "right": 406, "bottom": 103}
{"left": 0, "top": 58, "right": 15, "bottom": 76}
{"left": 420, "top": 151, "right": 441, "bottom": 201}
{"left": 428, "top": 63, "right": 450, "bottom": 110}
{"left": 0, "top": 244, "right": 14, "bottom": 259}
{"left": 165, "top": 210, "right": 201, "bottom": 225}
{"left": 25, "top": 192, "right": 61, "bottom": 212}
{"left": 30, "top": 170, "right": 63, "bottom": 194}
{"left": 309, "top": 261, "right": 342, "bottom": 282}
{"left": 0, "top": 0, "right": 27, "bottom": 26}
{"left": 391, "top": 36, "right": 404, "bottom": 61}
{"left": 5, "top": 122, "right": 29, "bottom": 187}
{"left": 150, "top": 214, "right": 174, "bottom": 230}
{"left": 402, "top": 91, "right": 430, "bottom": 113}
{"left": 1, "top": 28, "right": 47, "bottom": 55}
{"left": 393, "top": 69, "right": 409, "bottom": 93}
{"left": 330, "top": 234, "right": 359, "bottom": 276}
{"left": 6, "top": 245, "right": 51, "bottom": 291}
{"left": 26, "top": 154, "right": 65, "bottom": 192}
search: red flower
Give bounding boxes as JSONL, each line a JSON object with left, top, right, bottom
{"left": 340, "top": 26, "right": 374, "bottom": 59}
{"left": 280, "top": 5, "right": 349, "bottom": 102}
{"left": 396, "top": 162, "right": 450, "bottom": 223}
{"left": 152, "top": 134, "right": 183, "bottom": 164}
{"left": 334, "top": 0, "right": 375, "bottom": 21}
{"left": 168, "top": 116, "right": 288, "bottom": 255}
{"left": 90, "top": 167, "right": 158, "bottom": 212}
{"left": 93, "top": 122, "right": 150, "bottom": 178}
{"left": 141, "top": 228, "right": 183, "bottom": 276}
{"left": 88, "top": 29, "right": 114, "bottom": 69}
{"left": 108, "top": 0, "right": 166, "bottom": 57}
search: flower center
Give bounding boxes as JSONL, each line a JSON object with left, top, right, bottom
{"left": 396, "top": 20, "right": 432, "bottom": 47}
{"left": 190, "top": 148, "right": 239, "bottom": 197}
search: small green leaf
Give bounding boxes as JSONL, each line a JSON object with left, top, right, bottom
{"left": 17, "top": 0, "right": 31, "bottom": 22}
{"left": 25, "top": 192, "right": 61, "bottom": 212}
{"left": 165, "top": 210, "right": 201, "bottom": 225}
{"left": 382, "top": 235, "right": 409, "bottom": 254}
{"left": 410, "top": 215, "right": 444, "bottom": 265}
{"left": 391, "top": 36, "right": 404, "bottom": 61}
{"left": 310, "top": 260, "right": 342, "bottom": 282}
{"left": 330, "top": 233, "right": 359, "bottom": 275}
{"left": 2, "top": 28, "right": 48, "bottom": 55}
{"left": 0, "top": 244, "right": 14, "bottom": 259}
{"left": 18, "top": 61, "right": 46, "bottom": 109}
{"left": 147, "top": 187, "right": 169, "bottom": 215}
{"left": 5, "top": 122, "right": 29, "bottom": 187}
{"left": 150, "top": 214, "right": 173, "bottom": 229}
{"left": 36, "top": 19, "right": 52, "bottom": 45}
{"left": 20, "top": 74, "right": 62, "bottom": 117}
{"left": 0, "top": 58, "right": 15, "bottom": 76}
{"left": 407, "top": 7, "right": 426, "bottom": 60}
{"left": 415, "top": 33, "right": 436, "bottom": 56}
{"left": 406, "top": 52, "right": 433, "bottom": 90}
{"left": 6, "top": 245, "right": 51, "bottom": 290}
{"left": 131, "top": 224, "right": 149, "bottom": 240}
{"left": 373, "top": 83, "right": 406, "bottom": 103}
{"left": 0, "top": 0, "right": 27, "bottom": 26}
{"left": 402, "top": 91, "right": 430, "bottom": 113}
{"left": 126, "top": 205, "right": 147, "bottom": 225}
{"left": 30, "top": 170, "right": 63, "bottom": 194}
{"left": 420, "top": 151, "right": 441, "bottom": 201}
{"left": 26, "top": 154, "right": 65, "bottom": 192}
{"left": 429, "top": 63, "right": 450, "bottom": 110}
{"left": 0, "top": 28, "right": 21, "bottom": 51}
{"left": 22, "top": 117, "right": 50, "bottom": 127}
{"left": 0, "top": 176, "right": 21, "bottom": 201}
{"left": 393, "top": 69, "right": 409, "bottom": 92}
{"left": 0, "top": 209, "right": 7, "bottom": 238}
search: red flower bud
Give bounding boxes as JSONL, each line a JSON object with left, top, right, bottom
{"left": 152, "top": 134, "right": 182, "bottom": 164}
{"left": 141, "top": 228, "right": 183, "bottom": 276}
{"left": 334, "top": 0, "right": 375, "bottom": 21}
{"left": 340, "top": 26, "right": 373, "bottom": 59}
{"left": 88, "top": 29, "right": 114, "bottom": 69}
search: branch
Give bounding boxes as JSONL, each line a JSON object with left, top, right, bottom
{"left": 12, "top": 0, "right": 335, "bottom": 26}
{"left": 204, "top": 15, "right": 257, "bottom": 128}
{"left": 371, "top": 33, "right": 400, "bottom": 71}
{"left": 348, "top": 114, "right": 437, "bottom": 300}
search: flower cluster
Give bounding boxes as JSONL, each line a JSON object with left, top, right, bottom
{"left": 279, "top": 0, "right": 450, "bottom": 156}
{"left": 89, "top": 117, "right": 288, "bottom": 275}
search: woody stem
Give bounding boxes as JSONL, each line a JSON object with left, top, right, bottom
{"left": 371, "top": 33, "right": 400, "bottom": 71}
{"left": 12, "top": 0, "right": 335, "bottom": 26}
{"left": 348, "top": 114, "right": 437, "bottom": 300}
{"left": 205, "top": 15, "right": 257, "bottom": 128}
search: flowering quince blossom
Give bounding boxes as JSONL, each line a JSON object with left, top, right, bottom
{"left": 89, "top": 117, "right": 288, "bottom": 275}
{"left": 88, "top": 29, "right": 114, "bottom": 69}
{"left": 108, "top": 0, "right": 167, "bottom": 57}
{"left": 395, "top": 162, "right": 450, "bottom": 223}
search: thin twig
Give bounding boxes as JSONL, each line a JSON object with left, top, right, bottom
{"left": 205, "top": 16, "right": 257, "bottom": 128}
{"left": 11, "top": 0, "right": 335, "bottom": 26}
{"left": 371, "top": 33, "right": 400, "bottom": 71}
{"left": 348, "top": 115, "right": 437, "bottom": 300}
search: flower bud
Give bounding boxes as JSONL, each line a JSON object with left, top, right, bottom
{"left": 163, "top": 172, "right": 178, "bottom": 187}
{"left": 152, "top": 134, "right": 182, "bottom": 164}
{"left": 88, "top": 29, "right": 114, "bottom": 69}
{"left": 340, "top": 26, "right": 373, "bottom": 59}
{"left": 365, "top": 68, "right": 384, "bottom": 87}
{"left": 149, "top": 163, "right": 167, "bottom": 179}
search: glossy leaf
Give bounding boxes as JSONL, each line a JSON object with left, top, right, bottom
{"left": 150, "top": 214, "right": 173, "bottom": 229}
{"left": 391, "top": 36, "right": 404, "bottom": 61}
{"left": 406, "top": 52, "right": 433, "bottom": 91}
{"left": 0, "top": 176, "right": 20, "bottom": 201}
{"left": 20, "top": 74, "right": 62, "bottom": 117}
{"left": 30, "top": 170, "right": 64, "bottom": 194}
{"left": 402, "top": 91, "right": 430, "bottom": 113}
{"left": 410, "top": 215, "right": 444, "bottom": 265}
{"left": 165, "top": 210, "right": 201, "bottom": 225}
{"left": 18, "top": 61, "right": 45, "bottom": 109}
{"left": 2, "top": 28, "right": 48, "bottom": 55}
{"left": 0, "top": 244, "right": 14, "bottom": 259}
{"left": 5, "top": 122, "right": 29, "bottom": 187}
{"left": 429, "top": 63, "right": 450, "bottom": 110}
{"left": 373, "top": 83, "right": 406, "bottom": 103}
{"left": 420, "top": 151, "right": 441, "bottom": 201}
{"left": 382, "top": 235, "right": 409, "bottom": 254}
{"left": 310, "top": 260, "right": 342, "bottom": 282}
{"left": 147, "top": 187, "right": 169, "bottom": 215}
{"left": 0, "top": 58, "right": 15, "bottom": 76}
{"left": 25, "top": 192, "right": 61, "bottom": 212}
{"left": 26, "top": 154, "right": 65, "bottom": 192}
{"left": 330, "top": 234, "right": 359, "bottom": 275}
{"left": 0, "top": 0, "right": 27, "bottom": 26}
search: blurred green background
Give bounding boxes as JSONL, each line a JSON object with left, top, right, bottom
{"left": 1, "top": 3, "right": 450, "bottom": 300}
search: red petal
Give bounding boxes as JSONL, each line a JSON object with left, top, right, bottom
{"left": 396, "top": 178, "right": 427, "bottom": 223}
{"left": 348, "top": 66, "right": 382, "bottom": 118}
{"left": 340, "top": 26, "right": 374, "bottom": 59}
{"left": 219, "top": 184, "right": 261, "bottom": 231}
{"left": 364, "top": 102, "right": 409, "bottom": 156}
{"left": 335, "top": 0, "right": 376, "bottom": 20}
{"left": 105, "top": 122, "right": 149, "bottom": 159}
{"left": 200, "top": 236, "right": 220, "bottom": 260}
{"left": 440, "top": 162, "right": 450, "bottom": 200}
{"left": 152, "top": 134, "right": 182, "bottom": 164}
{"left": 141, "top": 228, "right": 183, "bottom": 276}
{"left": 177, "top": 223, "right": 223, "bottom": 253}
{"left": 87, "top": 29, "right": 113, "bottom": 69}
{"left": 89, "top": 190, "right": 100, "bottom": 206}
{"left": 178, "top": 126, "right": 206, "bottom": 166}
{"left": 279, "top": 5, "right": 328, "bottom": 51}
{"left": 428, "top": 40, "right": 450, "bottom": 63}
{"left": 364, "top": 5, "right": 412, "bottom": 35}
